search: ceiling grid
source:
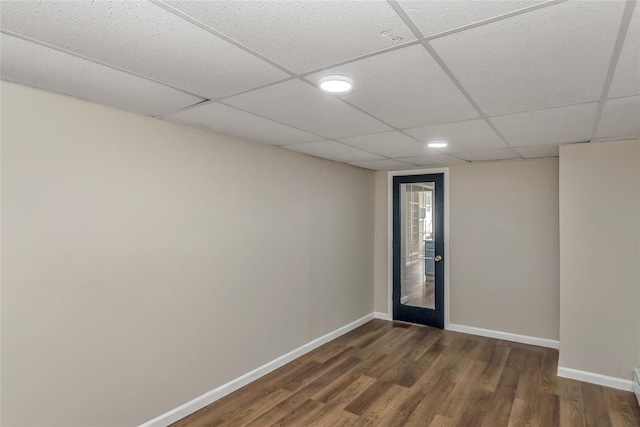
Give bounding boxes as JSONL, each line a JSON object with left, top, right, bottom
{"left": 0, "top": 0, "right": 637, "bottom": 169}
{"left": 590, "top": 0, "right": 638, "bottom": 140}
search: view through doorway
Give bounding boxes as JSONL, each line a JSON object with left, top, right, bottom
{"left": 400, "top": 182, "right": 435, "bottom": 309}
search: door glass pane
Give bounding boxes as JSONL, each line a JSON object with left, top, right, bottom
{"left": 400, "top": 182, "right": 435, "bottom": 309}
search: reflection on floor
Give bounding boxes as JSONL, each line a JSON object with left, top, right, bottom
{"left": 402, "top": 260, "right": 435, "bottom": 309}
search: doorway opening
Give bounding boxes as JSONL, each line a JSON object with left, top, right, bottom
{"left": 393, "top": 173, "right": 445, "bottom": 328}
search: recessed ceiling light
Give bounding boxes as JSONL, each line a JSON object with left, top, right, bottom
{"left": 318, "top": 75, "right": 354, "bottom": 94}
{"left": 427, "top": 140, "right": 448, "bottom": 148}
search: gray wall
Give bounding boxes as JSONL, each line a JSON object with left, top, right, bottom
{"left": 1, "top": 82, "right": 375, "bottom": 426}
{"left": 559, "top": 140, "right": 640, "bottom": 380}
{"left": 373, "top": 171, "right": 389, "bottom": 313}
{"left": 373, "top": 158, "right": 560, "bottom": 341}
{"left": 449, "top": 159, "right": 560, "bottom": 340}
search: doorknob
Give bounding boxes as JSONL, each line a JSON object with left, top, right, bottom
{"left": 434, "top": 255, "right": 442, "bottom": 262}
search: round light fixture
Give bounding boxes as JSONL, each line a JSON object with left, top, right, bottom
{"left": 427, "top": 140, "right": 448, "bottom": 148}
{"left": 318, "top": 75, "right": 354, "bottom": 94}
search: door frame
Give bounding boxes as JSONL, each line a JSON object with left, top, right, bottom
{"left": 386, "top": 167, "right": 450, "bottom": 329}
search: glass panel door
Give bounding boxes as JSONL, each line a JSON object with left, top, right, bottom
{"left": 393, "top": 174, "right": 444, "bottom": 328}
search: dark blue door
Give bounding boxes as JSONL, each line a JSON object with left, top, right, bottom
{"left": 393, "top": 174, "right": 444, "bottom": 328}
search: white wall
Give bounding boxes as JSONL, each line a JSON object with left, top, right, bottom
{"left": 559, "top": 140, "right": 640, "bottom": 381}
{"left": 372, "top": 159, "right": 560, "bottom": 341}
{"left": 0, "top": 82, "right": 375, "bottom": 426}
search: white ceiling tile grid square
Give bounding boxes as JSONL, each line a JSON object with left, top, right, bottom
{"left": 397, "top": 154, "right": 468, "bottom": 167}
{"left": 596, "top": 95, "right": 640, "bottom": 140}
{"left": 398, "top": 0, "right": 547, "bottom": 37}
{"left": 455, "top": 148, "right": 521, "bottom": 162}
{"left": 349, "top": 159, "right": 418, "bottom": 171}
{"left": 403, "top": 119, "right": 507, "bottom": 154}
{"left": 165, "top": 0, "right": 416, "bottom": 73}
{"left": 490, "top": 102, "right": 599, "bottom": 147}
{"left": 0, "top": 1, "right": 289, "bottom": 100}
{"left": 0, "top": 34, "right": 202, "bottom": 117}
{"left": 608, "top": 5, "right": 639, "bottom": 98}
{"left": 224, "top": 79, "right": 392, "bottom": 139}
{"left": 429, "top": 1, "right": 626, "bottom": 116}
{"left": 515, "top": 144, "right": 560, "bottom": 159}
{"left": 305, "top": 44, "right": 479, "bottom": 129}
{"left": 283, "top": 141, "right": 384, "bottom": 163}
{"left": 338, "top": 131, "right": 441, "bottom": 159}
{"left": 163, "top": 102, "right": 322, "bottom": 146}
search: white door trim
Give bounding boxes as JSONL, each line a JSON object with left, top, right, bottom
{"left": 387, "top": 168, "right": 450, "bottom": 329}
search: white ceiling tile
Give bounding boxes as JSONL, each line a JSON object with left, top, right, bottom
{"left": 163, "top": 102, "right": 322, "bottom": 146}
{"left": 305, "top": 45, "right": 479, "bottom": 129}
{"left": 456, "top": 148, "right": 521, "bottom": 162}
{"left": 596, "top": 96, "right": 640, "bottom": 139}
{"left": 399, "top": 154, "right": 468, "bottom": 166}
{"left": 515, "top": 144, "right": 560, "bottom": 159}
{"left": 490, "top": 103, "right": 599, "bottom": 147}
{"left": 403, "top": 119, "right": 506, "bottom": 153}
{"left": 399, "top": 0, "right": 546, "bottom": 37}
{"left": 0, "top": 1, "right": 288, "bottom": 99}
{"left": 224, "top": 79, "right": 392, "bottom": 138}
{"left": 337, "top": 131, "right": 441, "bottom": 158}
{"left": 283, "top": 141, "right": 384, "bottom": 163}
{"left": 609, "top": 6, "right": 639, "bottom": 98}
{"left": 430, "top": 1, "right": 626, "bottom": 116}
{"left": 165, "top": 0, "right": 416, "bottom": 73}
{"left": 0, "top": 35, "right": 202, "bottom": 117}
{"left": 349, "top": 159, "right": 417, "bottom": 171}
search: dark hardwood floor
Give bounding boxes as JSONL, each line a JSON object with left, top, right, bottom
{"left": 403, "top": 260, "right": 435, "bottom": 309}
{"left": 172, "top": 320, "right": 640, "bottom": 427}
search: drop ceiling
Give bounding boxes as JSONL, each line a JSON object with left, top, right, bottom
{"left": 1, "top": 0, "right": 638, "bottom": 170}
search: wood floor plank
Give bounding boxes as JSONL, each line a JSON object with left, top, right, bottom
{"left": 396, "top": 342, "right": 446, "bottom": 388}
{"left": 220, "top": 389, "right": 291, "bottom": 427}
{"left": 480, "top": 366, "right": 520, "bottom": 427}
{"left": 582, "top": 382, "right": 613, "bottom": 427}
{"left": 453, "top": 388, "right": 494, "bottom": 427}
{"left": 270, "top": 399, "right": 323, "bottom": 427}
{"left": 539, "top": 348, "right": 559, "bottom": 394}
{"left": 241, "top": 406, "right": 287, "bottom": 427}
{"left": 429, "top": 414, "right": 455, "bottom": 427}
{"left": 606, "top": 388, "right": 640, "bottom": 427}
{"left": 380, "top": 387, "right": 428, "bottom": 427}
{"left": 170, "top": 320, "right": 640, "bottom": 427}
{"left": 515, "top": 351, "right": 543, "bottom": 400}
{"left": 173, "top": 383, "right": 271, "bottom": 426}
{"left": 437, "top": 359, "right": 486, "bottom": 419}
{"left": 403, "top": 375, "right": 456, "bottom": 427}
{"left": 507, "top": 397, "right": 536, "bottom": 427}
{"left": 305, "top": 375, "right": 376, "bottom": 423}
{"left": 505, "top": 346, "right": 528, "bottom": 372}
{"left": 351, "top": 383, "right": 410, "bottom": 426}
{"left": 478, "top": 344, "right": 511, "bottom": 393}
{"left": 342, "top": 379, "right": 391, "bottom": 415}
{"left": 308, "top": 409, "right": 358, "bottom": 427}
{"left": 274, "top": 356, "right": 362, "bottom": 413}
{"left": 311, "top": 373, "right": 358, "bottom": 404}
{"left": 559, "top": 378, "right": 586, "bottom": 427}
{"left": 538, "top": 391, "right": 561, "bottom": 427}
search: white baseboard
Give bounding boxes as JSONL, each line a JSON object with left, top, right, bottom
{"left": 139, "top": 313, "right": 375, "bottom": 427}
{"left": 557, "top": 367, "right": 633, "bottom": 392}
{"left": 447, "top": 323, "right": 559, "bottom": 349}
{"left": 374, "top": 311, "right": 392, "bottom": 321}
